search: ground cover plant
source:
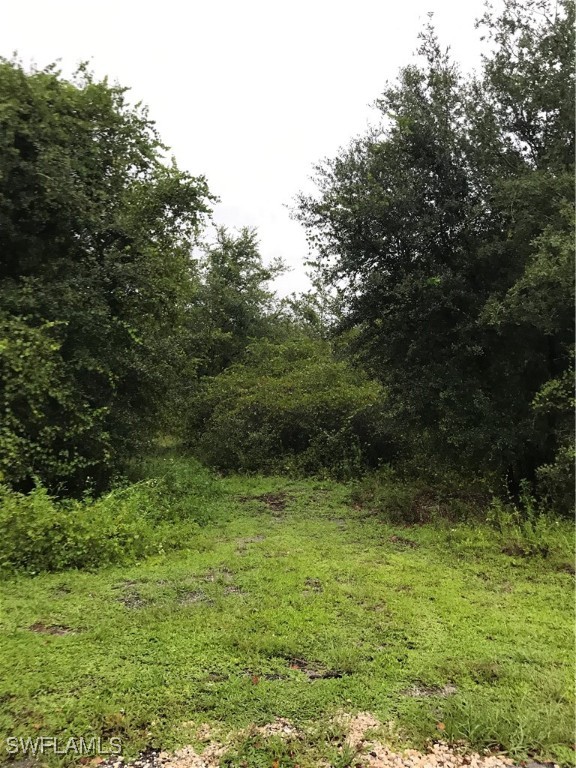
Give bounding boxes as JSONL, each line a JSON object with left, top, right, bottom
{"left": 0, "top": 2, "right": 574, "bottom": 766}
{"left": 0, "top": 461, "right": 573, "bottom": 767}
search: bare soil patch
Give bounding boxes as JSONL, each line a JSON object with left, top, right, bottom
{"left": 239, "top": 491, "right": 288, "bottom": 512}
{"left": 28, "top": 622, "right": 76, "bottom": 635}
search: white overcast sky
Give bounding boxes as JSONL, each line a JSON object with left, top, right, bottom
{"left": 2, "top": 0, "right": 488, "bottom": 295}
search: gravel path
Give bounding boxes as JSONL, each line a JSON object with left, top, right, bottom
{"left": 99, "top": 713, "right": 559, "bottom": 768}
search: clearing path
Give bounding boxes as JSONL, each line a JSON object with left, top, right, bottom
{"left": 0, "top": 475, "right": 573, "bottom": 767}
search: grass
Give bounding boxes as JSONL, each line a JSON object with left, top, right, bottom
{"left": 0, "top": 461, "right": 574, "bottom": 767}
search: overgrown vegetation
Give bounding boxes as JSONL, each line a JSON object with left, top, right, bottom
{"left": 0, "top": 469, "right": 573, "bottom": 766}
{"left": 0, "top": 1, "right": 574, "bottom": 764}
{"left": 0, "top": 457, "right": 220, "bottom": 575}
{"left": 0, "top": 59, "right": 213, "bottom": 494}
{"left": 188, "top": 336, "right": 393, "bottom": 478}
{"left": 296, "top": 0, "right": 575, "bottom": 511}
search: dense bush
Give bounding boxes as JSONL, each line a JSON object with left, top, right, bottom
{"left": 0, "top": 314, "right": 105, "bottom": 491}
{"left": 295, "top": 0, "right": 574, "bottom": 511}
{"left": 350, "top": 465, "right": 491, "bottom": 525}
{"left": 188, "top": 337, "right": 395, "bottom": 478}
{"left": 0, "top": 457, "right": 221, "bottom": 575}
{"left": 0, "top": 59, "right": 213, "bottom": 494}
{"left": 351, "top": 466, "right": 571, "bottom": 560}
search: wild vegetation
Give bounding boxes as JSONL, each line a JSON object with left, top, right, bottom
{"left": 0, "top": 1, "right": 573, "bottom": 766}
{"left": 0, "top": 457, "right": 573, "bottom": 766}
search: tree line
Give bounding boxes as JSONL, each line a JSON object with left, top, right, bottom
{"left": 1, "top": 0, "right": 573, "bottom": 513}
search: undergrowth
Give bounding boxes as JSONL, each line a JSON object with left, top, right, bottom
{"left": 0, "top": 458, "right": 573, "bottom": 766}
{"left": 0, "top": 455, "right": 221, "bottom": 575}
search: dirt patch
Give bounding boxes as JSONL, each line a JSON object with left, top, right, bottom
{"left": 28, "top": 622, "right": 76, "bottom": 635}
{"left": 112, "top": 712, "right": 520, "bottom": 768}
{"left": 304, "top": 576, "right": 323, "bottom": 593}
{"left": 340, "top": 711, "right": 383, "bottom": 748}
{"left": 253, "top": 717, "right": 300, "bottom": 738}
{"left": 117, "top": 591, "right": 149, "bottom": 609}
{"left": 223, "top": 585, "right": 244, "bottom": 595}
{"left": 288, "top": 657, "right": 344, "bottom": 680}
{"left": 177, "top": 590, "right": 212, "bottom": 606}
{"left": 335, "top": 712, "right": 515, "bottom": 768}
{"left": 52, "top": 583, "right": 72, "bottom": 596}
{"left": 159, "top": 742, "right": 226, "bottom": 768}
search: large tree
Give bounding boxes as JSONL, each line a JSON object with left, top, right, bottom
{"left": 295, "top": 1, "right": 574, "bottom": 507}
{"left": 0, "top": 59, "right": 214, "bottom": 493}
{"left": 186, "top": 226, "right": 284, "bottom": 377}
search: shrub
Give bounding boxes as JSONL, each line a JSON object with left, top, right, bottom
{"left": 0, "top": 457, "right": 221, "bottom": 575}
{"left": 350, "top": 465, "right": 489, "bottom": 524}
{"left": 188, "top": 337, "right": 395, "bottom": 478}
{"left": 486, "top": 481, "right": 570, "bottom": 558}
{"left": 0, "top": 314, "right": 111, "bottom": 494}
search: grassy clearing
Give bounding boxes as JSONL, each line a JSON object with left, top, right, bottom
{"left": 0, "top": 462, "right": 573, "bottom": 767}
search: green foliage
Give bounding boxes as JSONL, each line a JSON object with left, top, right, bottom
{"left": 486, "top": 482, "right": 570, "bottom": 558}
{"left": 0, "top": 314, "right": 108, "bottom": 491}
{"left": 220, "top": 735, "right": 297, "bottom": 768}
{"left": 295, "top": 1, "right": 574, "bottom": 509}
{"left": 186, "top": 227, "right": 285, "bottom": 378}
{"left": 0, "top": 483, "right": 159, "bottom": 574}
{"left": 0, "top": 472, "right": 572, "bottom": 765}
{"left": 0, "top": 58, "right": 214, "bottom": 493}
{"left": 440, "top": 689, "right": 574, "bottom": 762}
{"left": 350, "top": 465, "right": 490, "bottom": 525}
{"left": 189, "top": 337, "right": 394, "bottom": 478}
{"left": 0, "top": 457, "right": 220, "bottom": 574}
{"left": 353, "top": 465, "right": 571, "bottom": 560}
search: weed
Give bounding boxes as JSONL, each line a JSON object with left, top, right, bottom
{"left": 0, "top": 465, "right": 573, "bottom": 766}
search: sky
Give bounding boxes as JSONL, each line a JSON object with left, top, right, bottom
{"left": 1, "top": 0, "right": 488, "bottom": 295}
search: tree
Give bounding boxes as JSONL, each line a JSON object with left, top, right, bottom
{"left": 0, "top": 59, "right": 214, "bottom": 493}
{"left": 295, "top": 1, "right": 574, "bottom": 508}
{"left": 187, "top": 226, "right": 284, "bottom": 377}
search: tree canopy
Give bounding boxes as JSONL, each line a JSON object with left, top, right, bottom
{"left": 0, "top": 59, "right": 214, "bottom": 493}
{"left": 295, "top": 0, "right": 574, "bottom": 509}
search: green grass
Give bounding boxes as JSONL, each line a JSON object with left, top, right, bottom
{"left": 0, "top": 467, "right": 574, "bottom": 766}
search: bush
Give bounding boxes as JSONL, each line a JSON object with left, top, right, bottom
{"left": 349, "top": 465, "right": 490, "bottom": 524}
{"left": 0, "top": 314, "right": 112, "bottom": 494}
{"left": 0, "top": 59, "right": 213, "bottom": 495}
{"left": 188, "top": 337, "right": 395, "bottom": 478}
{"left": 486, "top": 481, "right": 569, "bottom": 558}
{"left": 0, "top": 457, "right": 221, "bottom": 575}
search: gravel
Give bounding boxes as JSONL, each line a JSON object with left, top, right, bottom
{"left": 99, "top": 713, "right": 559, "bottom": 768}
